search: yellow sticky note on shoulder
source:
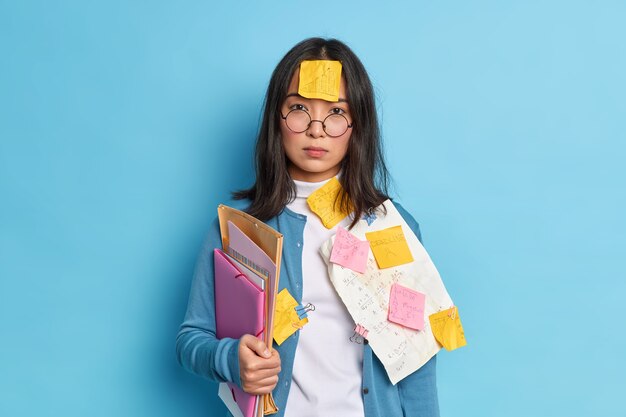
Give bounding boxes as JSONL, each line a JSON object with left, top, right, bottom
{"left": 306, "top": 177, "right": 352, "bottom": 229}
{"left": 429, "top": 306, "right": 467, "bottom": 351}
{"left": 365, "top": 225, "right": 414, "bottom": 269}
{"left": 298, "top": 60, "right": 342, "bottom": 102}
{"left": 273, "top": 288, "right": 308, "bottom": 345}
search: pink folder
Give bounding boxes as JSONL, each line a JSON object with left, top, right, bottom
{"left": 214, "top": 249, "right": 265, "bottom": 417}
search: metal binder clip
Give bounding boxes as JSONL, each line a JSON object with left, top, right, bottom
{"left": 362, "top": 212, "right": 377, "bottom": 226}
{"left": 294, "top": 302, "right": 315, "bottom": 320}
{"left": 350, "top": 323, "right": 369, "bottom": 344}
{"left": 350, "top": 331, "right": 363, "bottom": 344}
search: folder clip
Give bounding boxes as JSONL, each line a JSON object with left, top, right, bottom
{"left": 350, "top": 323, "right": 369, "bottom": 344}
{"left": 438, "top": 305, "right": 457, "bottom": 320}
{"left": 294, "top": 302, "right": 315, "bottom": 320}
{"left": 362, "top": 212, "right": 377, "bottom": 226}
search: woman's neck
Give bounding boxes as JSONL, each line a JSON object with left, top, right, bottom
{"left": 291, "top": 176, "right": 333, "bottom": 198}
{"left": 287, "top": 165, "right": 341, "bottom": 183}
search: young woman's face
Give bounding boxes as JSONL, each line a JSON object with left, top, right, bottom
{"left": 280, "top": 69, "right": 352, "bottom": 183}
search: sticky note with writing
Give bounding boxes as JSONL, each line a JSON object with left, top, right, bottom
{"left": 298, "top": 60, "right": 342, "bottom": 102}
{"left": 273, "top": 288, "right": 308, "bottom": 345}
{"left": 306, "top": 177, "right": 352, "bottom": 229}
{"left": 388, "top": 283, "right": 426, "bottom": 330}
{"left": 365, "top": 225, "right": 414, "bottom": 269}
{"left": 330, "top": 226, "right": 370, "bottom": 274}
{"left": 428, "top": 306, "right": 467, "bottom": 351}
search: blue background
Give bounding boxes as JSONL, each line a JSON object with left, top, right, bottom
{"left": 1, "top": 1, "right": 625, "bottom": 416}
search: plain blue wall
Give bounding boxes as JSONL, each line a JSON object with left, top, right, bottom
{"left": 1, "top": 1, "right": 625, "bottom": 416}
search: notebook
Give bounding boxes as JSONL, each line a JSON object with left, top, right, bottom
{"left": 214, "top": 248, "right": 265, "bottom": 417}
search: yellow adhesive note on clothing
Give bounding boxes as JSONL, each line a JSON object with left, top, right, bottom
{"left": 365, "top": 225, "right": 414, "bottom": 269}
{"left": 306, "top": 177, "right": 352, "bottom": 229}
{"left": 273, "top": 288, "right": 308, "bottom": 346}
{"left": 298, "top": 60, "right": 342, "bottom": 102}
{"left": 428, "top": 306, "right": 467, "bottom": 351}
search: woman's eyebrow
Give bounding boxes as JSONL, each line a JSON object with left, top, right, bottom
{"left": 285, "top": 92, "right": 348, "bottom": 102}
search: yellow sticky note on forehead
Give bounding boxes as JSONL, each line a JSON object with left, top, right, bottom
{"left": 298, "top": 60, "right": 342, "bottom": 102}
{"left": 306, "top": 177, "right": 353, "bottom": 229}
{"left": 365, "top": 225, "right": 414, "bottom": 269}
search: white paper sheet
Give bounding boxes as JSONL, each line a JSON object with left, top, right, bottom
{"left": 218, "top": 383, "right": 246, "bottom": 417}
{"left": 319, "top": 200, "right": 454, "bottom": 384}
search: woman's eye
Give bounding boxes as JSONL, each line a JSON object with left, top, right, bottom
{"left": 330, "top": 107, "right": 346, "bottom": 115}
{"left": 290, "top": 104, "right": 308, "bottom": 111}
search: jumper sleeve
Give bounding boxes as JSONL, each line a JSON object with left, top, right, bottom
{"left": 175, "top": 217, "right": 242, "bottom": 388}
{"left": 394, "top": 202, "right": 440, "bottom": 417}
{"left": 397, "top": 356, "right": 440, "bottom": 416}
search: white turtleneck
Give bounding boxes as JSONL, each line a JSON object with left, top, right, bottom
{"left": 284, "top": 178, "right": 364, "bottom": 417}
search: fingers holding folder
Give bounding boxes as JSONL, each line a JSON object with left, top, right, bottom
{"left": 239, "top": 334, "right": 282, "bottom": 395}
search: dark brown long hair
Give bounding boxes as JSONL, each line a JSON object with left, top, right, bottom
{"left": 233, "top": 37, "right": 390, "bottom": 228}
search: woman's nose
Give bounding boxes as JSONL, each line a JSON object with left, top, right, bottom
{"left": 306, "top": 118, "right": 326, "bottom": 138}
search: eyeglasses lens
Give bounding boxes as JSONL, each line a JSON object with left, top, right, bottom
{"left": 285, "top": 110, "right": 310, "bottom": 133}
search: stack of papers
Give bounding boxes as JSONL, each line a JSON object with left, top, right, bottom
{"left": 214, "top": 205, "right": 283, "bottom": 417}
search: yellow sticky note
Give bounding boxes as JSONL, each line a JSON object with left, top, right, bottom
{"left": 306, "top": 177, "right": 352, "bottom": 229}
{"left": 298, "top": 60, "right": 342, "bottom": 102}
{"left": 428, "top": 306, "right": 467, "bottom": 351}
{"left": 273, "top": 288, "right": 308, "bottom": 345}
{"left": 365, "top": 225, "right": 414, "bottom": 269}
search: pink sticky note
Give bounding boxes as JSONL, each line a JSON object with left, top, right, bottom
{"left": 330, "top": 227, "right": 370, "bottom": 274}
{"left": 388, "top": 283, "right": 426, "bottom": 330}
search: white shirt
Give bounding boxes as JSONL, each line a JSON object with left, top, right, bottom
{"left": 284, "top": 178, "right": 364, "bottom": 417}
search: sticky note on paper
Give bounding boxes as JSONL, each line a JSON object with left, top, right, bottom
{"left": 298, "top": 60, "right": 342, "bottom": 102}
{"left": 428, "top": 306, "right": 467, "bottom": 351}
{"left": 388, "top": 283, "right": 425, "bottom": 330}
{"left": 365, "top": 225, "right": 414, "bottom": 269}
{"left": 306, "top": 177, "right": 352, "bottom": 229}
{"left": 273, "top": 288, "right": 308, "bottom": 345}
{"left": 330, "top": 227, "right": 370, "bottom": 274}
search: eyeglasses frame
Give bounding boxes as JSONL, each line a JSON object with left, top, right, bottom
{"left": 280, "top": 109, "right": 353, "bottom": 138}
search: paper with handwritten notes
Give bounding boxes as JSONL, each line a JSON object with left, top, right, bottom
{"left": 306, "top": 177, "right": 353, "bottom": 229}
{"left": 298, "top": 60, "right": 342, "bottom": 102}
{"left": 320, "top": 200, "right": 454, "bottom": 384}
{"left": 330, "top": 226, "right": 370, "bottom": 273}
{"left": 429, "top": 306, "right": 467, "bottom": 351}
{"left": 273, "top": 288, "right": 308, "bottom": 346}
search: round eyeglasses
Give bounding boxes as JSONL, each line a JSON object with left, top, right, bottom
{"left": 280, "top": 109, "right": 353, "bottom": 138}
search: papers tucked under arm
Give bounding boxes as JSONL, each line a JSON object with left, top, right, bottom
{"left": 214, "top": 248, "right": 264, "bottom": 417}
{"left": 217, "top": 205, "right": 283, "bottom": 416}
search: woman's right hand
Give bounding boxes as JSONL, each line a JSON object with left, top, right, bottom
{"left": 238, "top": 334, "right": 282, "bottom": 395}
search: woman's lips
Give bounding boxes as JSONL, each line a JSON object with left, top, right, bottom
{"left": 304, "top": 147, "right": 327, "bottom": 158}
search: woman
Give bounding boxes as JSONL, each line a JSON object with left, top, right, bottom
{"left": 177, "top": 37, "right": 439, "bottom": 417}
